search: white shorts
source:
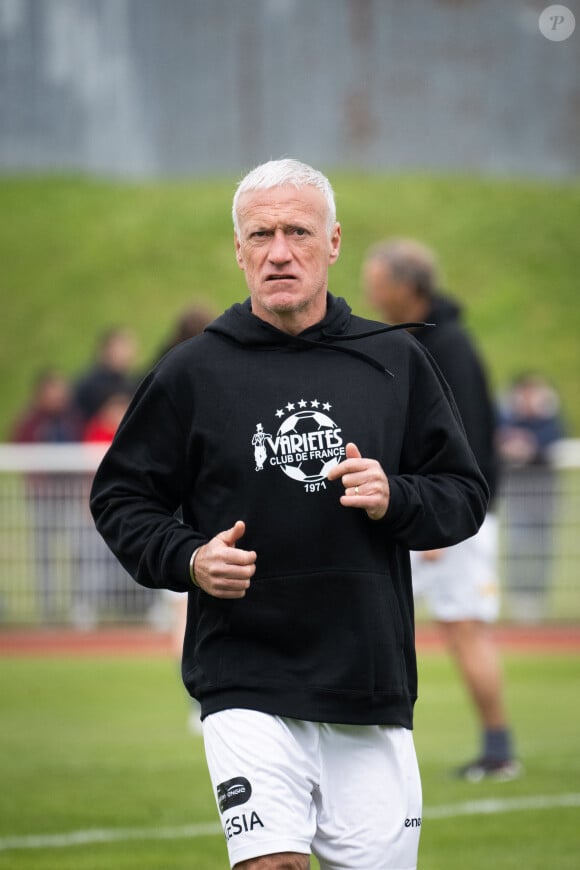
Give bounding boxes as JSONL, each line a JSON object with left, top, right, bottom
{"left": 202, "top": 708, "right": 422, "bottom": 869}
{"left": 411, "top": 513, "right": 499, "bottom": 623}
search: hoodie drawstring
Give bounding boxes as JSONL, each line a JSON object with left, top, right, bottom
{"left": 278, "top": 322, "right": 435, "bottom": 378}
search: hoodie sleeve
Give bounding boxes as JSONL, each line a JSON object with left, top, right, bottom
{"left": 89, "top": 370, "right": 205, "bottom": 592}
{"left": 382, "top": 343, "right": 489, "bottom": 549}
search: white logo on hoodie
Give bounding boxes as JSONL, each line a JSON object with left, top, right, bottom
{"left": 252, "top": 399, "right": 345, "bottom": 489}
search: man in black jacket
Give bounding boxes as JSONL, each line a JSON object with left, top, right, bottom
{"left": 91, "top": 160, "right": 488, "bottom": 869}
{"left": 364, "top": 237, "right": 520, "bottom": 783}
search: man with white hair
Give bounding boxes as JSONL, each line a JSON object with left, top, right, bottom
{"left": 91, "top": 160, "right": 488, "bottom": 869}
{"left": 363, "top": 237, "right": 520, "bottom": 783}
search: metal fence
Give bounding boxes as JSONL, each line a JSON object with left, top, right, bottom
{"left": 0, "top": 445, "right": 158, "bottom": 629}
{"left": 1, "top": 1, "right": 579, "bottom": 179}
{"left": 0, "top": 442, "right": 579, "bottom": 627}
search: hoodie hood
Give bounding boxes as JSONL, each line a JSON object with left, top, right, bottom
{"left": 206, "top": 294, "right": 430, "bottom": 376}
{"left": 426, "top": 293, "right": 463, "bottom": 327}
{"left": 207, "top": 293, "right": 351, "bottom": 346}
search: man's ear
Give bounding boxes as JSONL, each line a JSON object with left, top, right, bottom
{"left": 329, "top": 223, "right": 341, "bottom": 265}
{"left": 234, "top": 233, "right": 245, "bottom": 270}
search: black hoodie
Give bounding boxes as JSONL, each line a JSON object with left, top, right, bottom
{"left": 90, "top": 295, "right": 488, "bottom": 728}
{"left": 411, "top": 294, "right": 499, "bottom": 504}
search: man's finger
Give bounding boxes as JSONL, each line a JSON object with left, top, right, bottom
{"left": 327, "top": 443, "right": 366, "bottom": 480}
{"left": 218, "top": 549, "right": 257, "bottom": 571}
{"left": 219, "top": 520, "right": 246, "bottom": 547}
{"left": 345, "top": 441, "right": 362, "bottom": 460}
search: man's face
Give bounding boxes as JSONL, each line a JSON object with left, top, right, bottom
{"left": 103, "top": 332, "right": 137, "bottom": 373}
{"left": 234, "top": 184, "right": 341, "bottom": 332}
{"left": 363, "top": 258, "right": 409, "bottom": 324}
{"left": 38, "top": 378, "right": 71, "bottom": 415}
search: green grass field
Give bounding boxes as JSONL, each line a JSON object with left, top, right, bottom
{"left": 1, "top": 173, "right": 579, "bottom": 438}
{"left": 1, "top": 650, "right": 578, "bottom": 869}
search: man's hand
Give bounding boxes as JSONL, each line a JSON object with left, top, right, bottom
{"left": 327, "top": 442, "right": 390, "bottom": 520}
{"left": 420, "top": 549, "right": 444, "bottom": 562}
{"left": 192, "top": 520, "right": 256, "bottom": 598}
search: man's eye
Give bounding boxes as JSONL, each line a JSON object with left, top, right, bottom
{"left": 293, "top": 228, "right": 307, "bottom": 236}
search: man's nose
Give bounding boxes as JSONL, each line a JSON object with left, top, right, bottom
{"left": 268, "top": 229, "right": 291, "bottom": 263}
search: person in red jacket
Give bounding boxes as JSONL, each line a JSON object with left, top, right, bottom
{"left": 82, "top": 391, "right": 132, "bottom": 445}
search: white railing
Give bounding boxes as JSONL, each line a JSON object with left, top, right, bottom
{"left": 0, "top": 442, "right": 579, "bottom": 627}
{"left": 0, "top": 444, "right": 157, "bottom": 628}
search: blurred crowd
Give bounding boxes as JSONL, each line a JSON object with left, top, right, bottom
{"left": 10, "top": 305, "right": 216, "bottom": 449}
{"left": 5, "top": 297, "right": 568, "bottom": 630}
{"left": 7, "top": 304, "right": 215, "bottom": 631}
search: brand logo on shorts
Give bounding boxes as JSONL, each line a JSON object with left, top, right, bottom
{"left": 217, "top": 776, "right": 252, "bottom": 814}
{"left": 405, "top": 816, "right": 422, "bottom": 828}
{"left": 224, "top": 811, "right": 265, "bottom": 841}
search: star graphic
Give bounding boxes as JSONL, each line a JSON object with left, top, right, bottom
{"left": 298, "top": 399, "right": 307, "bottom": 408}
{"left": 311, "top": 399, "right": 320, "bottom": 408}
{"left": 286, "top": 402, "right": 295, "bottom": 411}
{"left": 323, "top": 402, "right": 331, "bottom": 411}
{"left": 275, "top": 409, "right": 284, "bottom": 418}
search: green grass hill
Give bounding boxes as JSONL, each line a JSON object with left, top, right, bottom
{"left": 1, "top": 173, "right": 578, "bottom": 438}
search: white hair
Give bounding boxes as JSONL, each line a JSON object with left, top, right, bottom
{"left": 232, "top": 158, "right": 337, "bottom": 236}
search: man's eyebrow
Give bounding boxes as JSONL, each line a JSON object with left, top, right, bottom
{"left": 244, "top": 218, "right": 313, "bottom": 234}
{"left": 283, "top": 222, "right": 311, "bottom": 232}
{"left": 246, "top": 224, "right": 272, "bottom": 234}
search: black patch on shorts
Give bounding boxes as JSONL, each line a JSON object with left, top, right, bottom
{"left": 217, "top": 777, "right": 252, "bottom": 814}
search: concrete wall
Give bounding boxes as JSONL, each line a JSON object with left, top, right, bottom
{"left": 0, "top": 0, "right": 578, "bottom": 178}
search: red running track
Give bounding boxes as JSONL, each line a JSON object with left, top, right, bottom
{"left": 0, "top": 624, "right": 579, "bottom": 657}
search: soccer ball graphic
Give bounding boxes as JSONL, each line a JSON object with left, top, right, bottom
{"left": 277, "top": 409, "right": 341, "bottom": 483}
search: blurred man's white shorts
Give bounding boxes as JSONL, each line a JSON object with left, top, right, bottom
{"left": 411, "top": 513, "right": 499, "bottom": 622}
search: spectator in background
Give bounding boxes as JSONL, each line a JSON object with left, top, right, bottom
{"left": 75, "top": 388, "right": 151, "bottom": 628}
{"left": 153, "top": 304, "right": 216, "bottom": 363}
{"left": 11, "top": 369, "right": 82, "bottom": 621}
{"left": 11, "top": 368, "right": 81, "bottom": 444}
{"left": 72, "top": 326, "right": 138, "bottom": 630}
{"left": 83, "top": 390, "right": 134, "bottom": 444}
{"left": 497, "top": 373, "right": 566, "bottom": 622}
{"left": 363, "top": 238, "right": 520, "bottom": 781}
{"left": 73, "top": 327, "right": 138, "bottom": 427}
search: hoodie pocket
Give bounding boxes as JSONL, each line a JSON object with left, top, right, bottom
{"left": 215, "top": 570, "right": 407, "bottom": 696}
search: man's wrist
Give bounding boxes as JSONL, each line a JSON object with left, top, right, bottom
{"left": 189, "top": 547, "right": 202, "bottom": 588}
